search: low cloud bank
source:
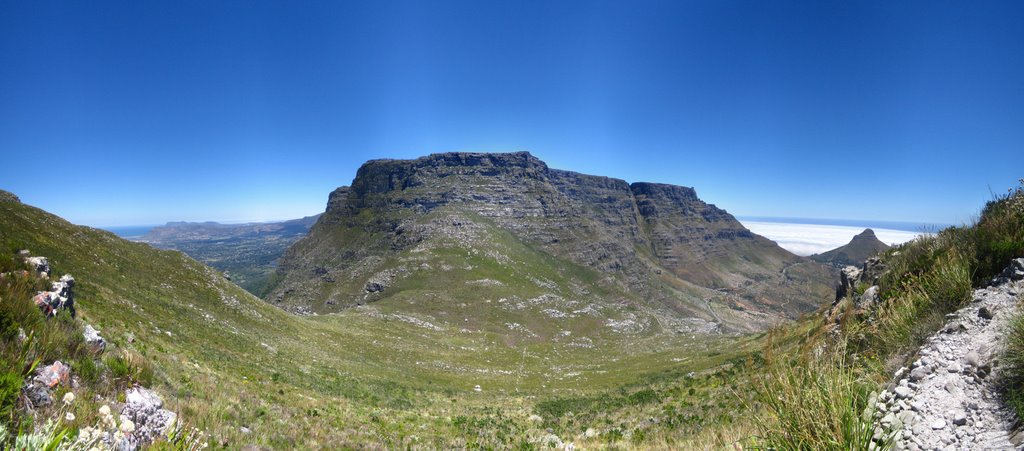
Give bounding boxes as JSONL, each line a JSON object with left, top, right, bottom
{"left": 740, "top": 221, "right": 923, "bottom": 256}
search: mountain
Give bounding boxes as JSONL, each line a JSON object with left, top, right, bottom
{"left": 266, "top": 152, "right": 834, "bottom": 332}
{"left": 139, "top": 215, "right": 319, "bottom": 295}
{"left": 810, "top": 228, "right": 891, "bottom": 267}
{"left": 0, "top": 189, "right": 772, "bottom": 448}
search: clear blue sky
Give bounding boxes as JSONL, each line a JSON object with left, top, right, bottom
{"left": 1, "top": 1, "right": 1022, "bottom": 227}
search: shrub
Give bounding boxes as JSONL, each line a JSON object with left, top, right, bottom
{"left": 105, "top": 350, "right": 154, "bottom": 387}
{"left": 0, "top": 370, "right": 22, "bottom": 428}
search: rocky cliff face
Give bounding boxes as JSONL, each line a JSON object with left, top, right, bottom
{"left": 267, "top": 152, "right": 834, "bottom": 333}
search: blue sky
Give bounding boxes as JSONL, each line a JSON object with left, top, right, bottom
{"left": 1, "top": 1, "right": 1022, "bottom": 227}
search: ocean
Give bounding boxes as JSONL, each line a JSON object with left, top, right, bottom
{"left": 100, "top": 225, "right": 156, "bottom": 239}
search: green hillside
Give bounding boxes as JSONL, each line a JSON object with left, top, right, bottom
{"left": 0, "top": 192, "right": 763, "bottom": 448}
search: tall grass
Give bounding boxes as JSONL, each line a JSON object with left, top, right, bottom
{"left": 870, "top": 246, "right": 972, "bottom": 355}
{"left": 1004, "top": 310, "right": 1024, "bottom": 421}
{"left": 751, "top": 331, "right": 881, "bottom": 450}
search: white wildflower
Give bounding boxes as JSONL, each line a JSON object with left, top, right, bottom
{"left": 102, "top": 413, "right": 116, "bottom": 430}
{"left": 98, "top": 405, "right": 111, "bottom": 416}
{"left": 65, "top": 412, "right": 75, "bottom": 422}
{"left": 62, "top": 392, "right": 75, "bottom": 405}
{"left": 119, "top": 418, "right": 135, "bottom": 434}
{"left": 79, "top": 426, "right": 98, "bottom": 442}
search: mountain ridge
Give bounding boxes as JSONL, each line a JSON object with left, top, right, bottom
{"left": 267, "top": 151, "right": 834, "bottom": 332}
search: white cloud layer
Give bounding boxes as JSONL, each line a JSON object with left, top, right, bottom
{"left": 740, "top": 221, "right": 923, "bottom": 256}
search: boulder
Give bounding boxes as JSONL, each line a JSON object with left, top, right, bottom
{"left": 364, "top": 269, "right": 397, "bottom": 293}
{"left": 84, "top": 324, "right": 106, "bottom": 353}
{"left": 23, "top": 360, "right": 71, "bottom": 407}
{"left": 998, "top": 258, "right": 1024, "bottom": 282}
{"left": 119, "top": 387, "right": 179, "bottom": 451}
{"left": 858, "top": 286, "right": 880, "bottom": 311}
{"left": 25, "top": 256, "right": 50, "bottom": 277}
{"left": 32, "top": 274, "right": 75, "bottom": 317}
{"left": 35, "top": 360, "right": 71, "bottom": 388}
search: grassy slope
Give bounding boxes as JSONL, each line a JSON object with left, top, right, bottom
{"left": 1, "top": 196, "right": 770, "bottom": 448}
{"left": 746, "top": 182, "right": 1024, "bottom": 449}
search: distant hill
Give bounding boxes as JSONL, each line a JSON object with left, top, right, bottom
{"left": 267, "top": 151, "right": 835, "bottom": 332}
{"left": 810, "top": 228, "right": 891, "bottom": 267}
{"left": 139, "top": 215, "right": 319, "bottom": 296}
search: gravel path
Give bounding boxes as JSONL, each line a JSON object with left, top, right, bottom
{"left": 873, "top": 259, "right": 1024, "bottom": 450}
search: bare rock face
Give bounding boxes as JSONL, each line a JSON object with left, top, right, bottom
{"left": 835, "top": 265, "right": 863, "bottom": 302}
{"left": 858, "top": 285, "right": 880, "bottom": 312}
{"left": 267, "top": 152, "right": 834, "bottom": 332}
{"left": 860, "top": 257, "right": 887, "bottom": 286}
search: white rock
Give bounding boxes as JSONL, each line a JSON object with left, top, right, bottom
{"left": 894, "top": 386, "right": 913, "bottom": 399}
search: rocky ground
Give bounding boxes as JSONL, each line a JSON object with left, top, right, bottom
{"left": 873, "top": 258, "right": 1024, "bottom": 450}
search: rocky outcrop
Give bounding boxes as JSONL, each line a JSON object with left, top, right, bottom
{"left": 25, "top": 256, "right": 50, "bottom": 278}
{"left": 32, "top": 274, "right": 76, "bottom": 317}
{"left": 83, "top": 324, "right": 106, "bottom": 353}
{"left": 870, "top": 258, "right": 1024, "bottom": 450}
{"left": 0, "top": 189, "right": 19, "bottom": 204}
{"left": 834, "top": 257, "right": 887, "bottom": 303}
{"left": 117, "top": 387, "right": 178, "bottom": 451}
{"left": 23, "top": 361, "right": 71, "bottom": 408}
{"left": 267, "top": 151, "right": 834, "bottom": 331}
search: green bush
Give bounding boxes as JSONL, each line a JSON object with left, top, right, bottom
{"left": 74, "top": 355, "right": 100, "bottom": 384}
{"left": 0, "top": 370, "right": 22, "bottom": 426}
{"left": 973, "top": 187, "right": 1024, "bottom": 284}
{"left": 105, "top": 351, "right": 154, "bottom": 387}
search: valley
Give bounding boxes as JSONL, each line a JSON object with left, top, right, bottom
{"left": 0, "top": 188, "right": 772, "bottom": 448}
{"left": 137, "top": 216, "right": 319, "bottom": 296}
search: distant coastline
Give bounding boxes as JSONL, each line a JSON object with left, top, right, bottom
{"left": 99, "top": 225, "right": 156, "bottom": 239}
{"left": 738, "top": 218, "right": 926, "bottom": 256}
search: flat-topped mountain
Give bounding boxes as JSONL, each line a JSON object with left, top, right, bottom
{"left": 810, "top": 228, "right": 891, "bottom": 267}
{"left": 266, "top": 152, "right": 833, "bottom": 333}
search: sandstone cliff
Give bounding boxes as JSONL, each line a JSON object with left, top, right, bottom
{"left": 266, "top": 152, "right": 834, "bottom": 333}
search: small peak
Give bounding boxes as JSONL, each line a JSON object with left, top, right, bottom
{"left": 0, "top": 190, "right": 20, "bottom": 204}
{"left": 857, "top": 228, "right": 877, "bottom": 237}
